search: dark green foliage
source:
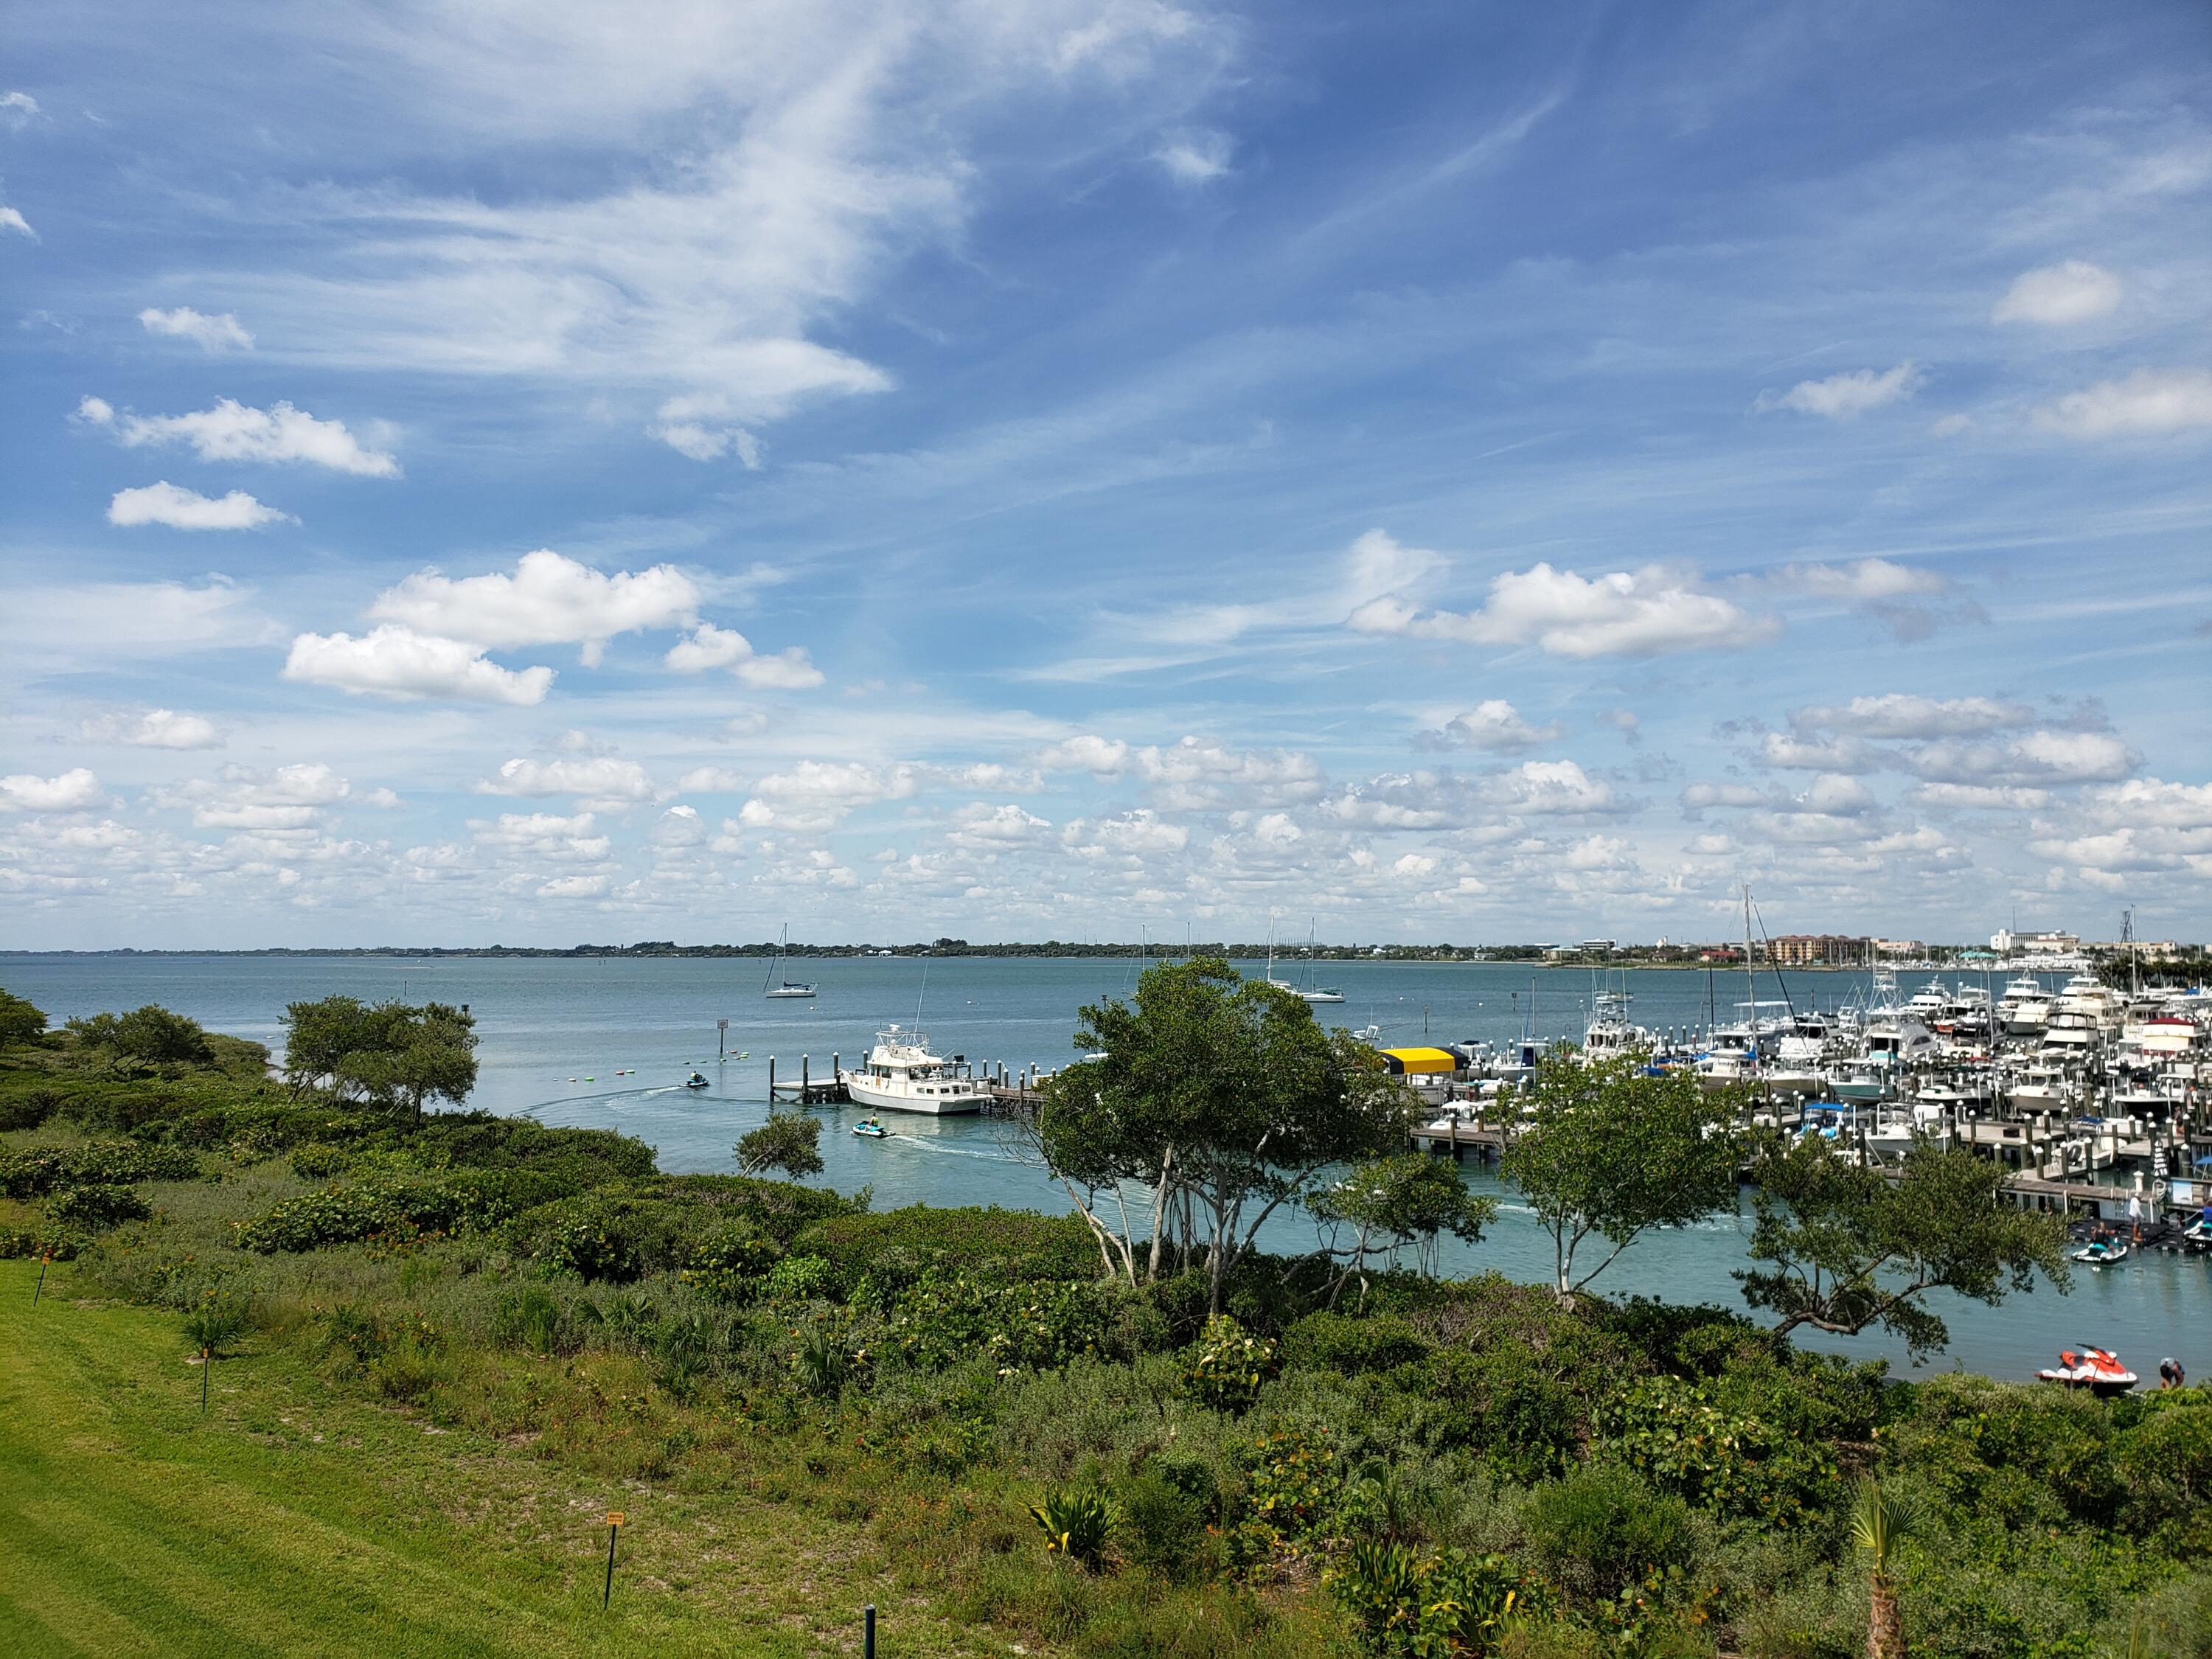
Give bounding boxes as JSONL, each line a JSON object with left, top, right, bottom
{"left": 490, "top": 1287, "right": 575, "bottom": 1354}
{"left": 1739, "top": 1134, "right": 2071, "bottom": 1358}
{"left": 46, "top": 1181, "right": 153, "bottom": 1229}
{"left": 0, "top": 1085, "right": 60, "bottom": 1131}
{"left": 238, "top": 1168, "right": 564, "bottom": 1253}
{"left": 282, "top": 995, "right": 478, "bottom": 1123}
{"left": 1029, "top": 1481, "right": 1117, "bottom": 1569}
{"left": 0, "top": 1139, "right": 199, "bottom": 1197}
{"left": 1183, "top": 1313, "right": 1277, "bottom": 1411}
{"left": 1116, "top": 1466, "right": 1207, "bottom": 1579}
{"left": 1598, "top": 1373, "right": 1837, "bottom": 1526}
{"left": 1311, "top": 1153, "right": 1496, "bottom": 1301}
{"left": 1282, "top": 1311, "right": 1433, "bottom": 1375}
{"left": 1328, "top": 1540, "right": 1537, "bottom": 1658}
{"left": 678, "top": 1222, "right": 781, "bottom": 1302}
{"left": 0, "top": 988, "right": 47, "bottom": 1049}
{"left": 1500, "top": 1049, "right": 1744, "bottom": 1300}
{"left": 735, "top": 1111, "right": 824, "bottom": 1178}
{"left": 513, "top": 1190, "right": 688, "bottom": 1282}
{"left": 888, "top": 1270, "right": 1134, "bottom": 1374}
{"left": 1520, "top": 1465, "right": 1693, "bottom": 1608}
{"left": 67, "top": 1004, "right": 214, "bottom": 1068}
{"left": 797, "top": 1204, "right": 1102, "bottom": 1284}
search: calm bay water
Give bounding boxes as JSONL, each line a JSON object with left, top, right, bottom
{"left": 3, "top": 950, "right": 2197, "bottom": 1382}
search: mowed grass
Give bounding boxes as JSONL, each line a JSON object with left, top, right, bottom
{"left": 0, "top": 1261, "right": 998, "bottom": 1658}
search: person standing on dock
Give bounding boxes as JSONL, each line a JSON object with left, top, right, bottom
{"left": 2128, "top": 1190, "right": 2143, "bottom": 1245}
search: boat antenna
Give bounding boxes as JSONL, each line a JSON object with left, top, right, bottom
{"left": 1749, "top": 892, "right": 1800, "bottom": 1023}
{"left": 914, "top": 954, "right": 929, "bottom": 1025}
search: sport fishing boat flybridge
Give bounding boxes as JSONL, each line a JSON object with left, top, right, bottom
{"left": 838, "top": 1026, "right": 989, "bottom": 1115}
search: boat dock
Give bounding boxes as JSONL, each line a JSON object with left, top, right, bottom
{"left": 762, "top": 1051, "right": 1051, "bottom": 1112}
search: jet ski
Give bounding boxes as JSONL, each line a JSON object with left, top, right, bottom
{"left": 684, "top": 1072, "right": 710, "bottom": 1090}
{"left": 2070, "top": 1238, "right": 2131, "bottom": 1269}
{"left": 2037, "top": 1345, "right": 2138, "bottom": 1397}
{"left": 852, "top": 1118, "right": 888, "bottom": 1138}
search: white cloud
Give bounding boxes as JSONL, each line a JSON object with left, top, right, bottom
{"left": 949, "top": 802, "right": 1051, "bottom": 846}
{"left": 664, "top": 622, "right": 824, "bottom": 688}
{"left": 538, "top": 873, "right": 610, "bottom": 899}
{"left": 0, "top": 769, "right": 104, "bottom": 813}
{"left": 0, "top": 206, "right": 36, "bottom": 240}
{"left": 472, "top": 811, "right": 612, "bottom": 862}
{"left": 1790, "top": 695, "right": 2035, "bottom": 740}
{"left": 1904, "top": 729, "right": 2140, "bottom": 787}
{"left": 283, "top": 625, "right": 554, "bottom": 705}
{"left": 374, "top": 550, "right": 699, "bottom": 665}
{"left": 676, "top": 767, "right": 747, "bottom": 793}
{"left": 1992, "top": 260, "right": 2121, "bottom": 326}
{"left": 1759, "top": 558, "right": 1945, "bottom": 602}
{"left": 1908, "top": 783, "right": 2051, "bottom": 812}
{"left": 1756, "top": 362, "right": 1923, "bottom": 420}
{"left": 1155, "top": 128, "right": 1231, "bottom": 184}
{"left": 1037, "top": 734, "right": 1133, "bottom": 775}
{"left": 76, "top": 395, "right": 399, "bottom": 476}
{"left": 479, "top": 757, "right": 656, "bottom": 803}
{"left": 649, "top": 395, "right": 765, "bottom": 465}
{"left": 1420, "top": 700, "right": 1565, "bottom": 752}
{"left": 108, "top": 481, "right": 291, "bottom": 530}
{"left": 1352, "top": 550, "right": 1770, "bottom": 659}
{"left": 737, "top": 760, "right": 919, "bottom": 831}
{"left": 1759, "top": 731, "right": 1881, "bottom": 773}
{"left": 138, "top": 307, "right": 256, "bottom": 352}
{"left": 77, "top": 708, "right": 223, "bottom": 751}
{"left": 1064, "top": 809, "right": 1189, "bottom": 855}
{"left": 1484, "top": 759, "right": 1616, "bottom": 816}
{"left": 0, "top": 91, "right": 37, "bottom": 130}
{"left": 154, "top": 762, "right": 358, "bottom": 830}
{"left": 2034, "top": 369, "right": 2212, "bottom": 439}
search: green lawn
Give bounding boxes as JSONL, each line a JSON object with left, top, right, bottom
{"left": 0, "top": 1261, "right": 990, "bottom": 1658}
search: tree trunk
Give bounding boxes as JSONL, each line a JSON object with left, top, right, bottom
{"left": 1866, "top": 1575, "right": 1904, "bottom": 1659}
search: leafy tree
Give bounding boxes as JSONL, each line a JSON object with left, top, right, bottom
{"left": 283, "top": 995, "right": 477, "bottom": 1124}
{"left": 1311, "top": 1152, "right": 1496, "bottom": 1307}
{"left": 1500, "top": 1049, "right": 1742, "bottom": 1302}
{"left": 736, "top": 1112, "right": 824, "bottom": 1179}
{"left": 1023, "top": 956, "right": 1417, "bottom": 1309}
{"left": 0, "top": 988, "right": 47, "bottom": 1049}
{"left": 1736, "top": 1133, "right": 2070, "bottom": 1360}
{"left": 66, "top": 1004, "right": 213, "bottom": 1068}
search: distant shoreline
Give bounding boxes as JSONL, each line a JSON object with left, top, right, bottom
{"left": 0, "top": 945, "right": 1882, "bottom": 970}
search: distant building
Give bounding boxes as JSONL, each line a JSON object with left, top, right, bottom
{"left": 1871, "top": 939, "right": 1924, "bottom": 958}
{"left": 1991, "top": 928, "right": 2079, "bottom": 956}
{"left": 1579, "top": 939, "right": 1616, "bottom": 953}
{"left": 1765, "top": 934, "right": 1872, "bottom": 967}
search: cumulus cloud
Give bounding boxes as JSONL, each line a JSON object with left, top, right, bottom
{"left": 1790, "top": 694, "right": 2035, "bottom": 740}
{"left": 75, "top": 395, "right": 399, "bottom": 476}
{"left": 1419, "top": 700, "right": 1566, "bottom": 753}
{"left": 2034, "top": 369, "right": 2212, "bottom": 439}
{"left": 283, "top": 626, "right": 554, "bottom": 705}
{"left": 107, "top": 481, "right": 290, "bottom": 530}
{"left": 154, "top": 762, "right": 358, "bottom": 830}
{"left": 0, "top": 91, "right": 37, "bottom": 130}
{"left": 949, "top": 802, "right": 1052, "bottom": 846}
{"left": 471, "top": 811, "right": 612, "bottom": 862}
{"left": 1758, "top": 558, "right": 1946, "bottom": 603}
{"left": 0, "top": 768, "right": 105, "bottom": 813}
{"left": 478, "top": 757, "right": 655, "bottom": 803}
{"left": 675, "top": 766, "right": 747, "bottom": 793}
{"left": 736, "top": 760, "right": 921, "bottom": 832}
{"left": 77, "top": 707, "right": 223, "bottom": 750}
{"left": 1903, "top": 729, "right": 2140, "bottom": 787}
{"left": 538, "top": 872, "right": 609, "bottom": 899}
{"left": 664, "top": 622, "right": 824, "bottom": 688}
{"left": 1155, "top": 128, "right": 1231, "bottom": 184}
{"left": 0, "top": 205, "right": 38, "bottom": 240}
{"left": 1352, "top": 548, "right": 1770, "bottom": 658}
{"left": 1759, "top": 731, "right": 1882, "bottom": 773}
{"left": 138, "top": 307, "right": 255, "bottom": 352}
{"left": 1908, "top": 783, "right": 2051, "bottom": 812}
{"left": 1756, "top": 362, "right": 1923, "bottom": 420}
{"left": 1992, "top": 261, "right": 2121, "bottom": 326}
{"left": 374, "top": 550, "right": 699, "bottom": 665}
{"left": 1063, "top": 809, "right": 1189, "bottom": 856}
{"left": 1037, "top": 734, "right": 1133, "bottom": 775}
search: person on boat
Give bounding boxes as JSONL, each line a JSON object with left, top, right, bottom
{"left": 2128, "top": 1191, "right": 2144, "bottom": 1244}
{"left": 2161, "top": 1357, "right": 2186, "bottom": 1390}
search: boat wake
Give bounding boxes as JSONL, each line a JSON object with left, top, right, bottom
{"left": 880, "top": 1133, "right": 1015, "bottom": 1162}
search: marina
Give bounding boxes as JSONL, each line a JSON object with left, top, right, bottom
{"left": 5, "top": 946, "right": 2208, "bottom": 1382}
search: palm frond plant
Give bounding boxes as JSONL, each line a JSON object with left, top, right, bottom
{"left": 1027, "top": 1482, "right": 1117, "bottom": 1571}
{"left": 1850, "top": 1478, "right": 1913, "bottom": 1659}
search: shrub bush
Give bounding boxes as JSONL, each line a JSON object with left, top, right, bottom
{"left": 1597, "top": 1374, "right": 1837, "bottom": 1528}
{"left": 1520, "top": 1465, "right": 1693, "bottom": 1608}
{"left": 1029, "top": 1481, "right": 1117, "bottom": 1571}
{"left": 0, "top": 1139, "right": 199, "bottom": 1197}
{"left": 1184, "top": 1314, "right": 1277, "bottom": 1413}
{"left": 238, "top": 1169, "right": 560, "bottom": 1253}
{"left": 1284, "top": 1310, "right": 1433, "bottom": 1375}
{"left": 678, "top": 1222, "right": 782, "bottom": 1302}
{"left": 46, "top": 1181, "right": 153, "bottom": 1230}
{"left": 1116, "top": 1466, "right": 1207, "bottom": 1580}
{"left": 797, "top": 1204, "right": 1100, "bottom": 1284}
{"left": 888, "top": 1270, "right": 1131, "bottom": 1374}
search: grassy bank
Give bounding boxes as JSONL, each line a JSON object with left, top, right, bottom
{"left": 0, "top": 1256, "right": 994, "bottom": 1658}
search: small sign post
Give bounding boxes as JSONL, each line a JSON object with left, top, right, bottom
{"left": 864, "top": 1604, "right": 877, "bottom": 1659}
{"left": 32, "top": 1251, "right": 50, "bottom": 1304}
{"left": 717, "top": 1018, "right": 729, "bottom": 1060}
{"left": 201, "top": 1346, "right": 211, "bottom": 1413}
{"left": 602, "top": 1512, "right": 624, "bottom": 1608}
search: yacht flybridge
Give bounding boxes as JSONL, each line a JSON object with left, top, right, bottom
{"left": 838, "top": 1026, "right": 989, "bottom": 1115}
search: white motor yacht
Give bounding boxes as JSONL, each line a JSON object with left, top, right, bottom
{"left": 838, "top": 1026, "right": 989, "bottom": 1114}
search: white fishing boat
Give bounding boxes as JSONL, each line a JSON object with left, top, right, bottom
{"left": 838, "top": 1026, "right": 988, "bottom": 1115}
{"left": 763, "top": 924, "right": 817, "bottom": 999}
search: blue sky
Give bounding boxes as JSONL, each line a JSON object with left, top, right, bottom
{"left": 4, "top": 0, "right": 2209, "bottom": 949}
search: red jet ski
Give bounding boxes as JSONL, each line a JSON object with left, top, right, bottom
{"left": 2036, "top": 1345, "right": 2138, "bottom": 1397}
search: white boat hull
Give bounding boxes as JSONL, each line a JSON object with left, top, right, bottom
{"left": 840, "top": 1073, "right": 987, "bottom": 1115}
